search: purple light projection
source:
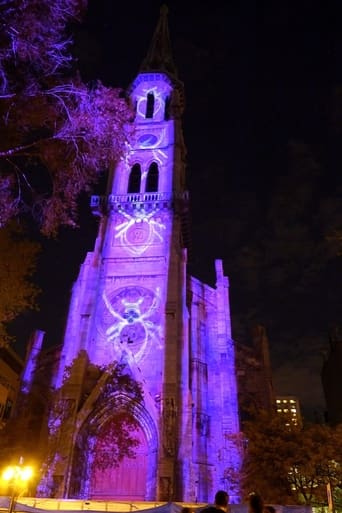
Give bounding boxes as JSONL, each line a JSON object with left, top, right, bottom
{"left": 21, "top": 329, "right": 44, "bottom": 393}
{"left": 102, "top": 286, "right": 162, "bottom": 363}
{"left": 30, "top": 70, "right": 242, "bottom": 502}
{"left": 114, "top": 210, "right": 166, "bottom": 255}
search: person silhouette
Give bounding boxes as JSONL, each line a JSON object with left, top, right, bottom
{"left": 201, "top": 490, "right": 229, "bottom": 513}
{"left": 248, "top": 492, "right": 264, "bottom": 513}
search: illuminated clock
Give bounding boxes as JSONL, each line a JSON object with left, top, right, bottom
{"left": 137, "top": 133, "right": 159, "bottom": 148}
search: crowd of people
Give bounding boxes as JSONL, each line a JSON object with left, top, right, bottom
{"left": 182, "top": 490, "right": 276, "bottom": 513}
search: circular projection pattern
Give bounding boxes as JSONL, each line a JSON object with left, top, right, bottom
{"left": 114, "top": 212, "right": 166, "bottom": 256}
{"left": 137, "top": 133, "right": 159, "bottom": 148}
{"left": 101, "top": 286, "right": 161, "bottom": 362}
{"left": 126, "top": 221, "right": 151, "bottom": 246}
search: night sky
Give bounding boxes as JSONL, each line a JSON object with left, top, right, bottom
{"left": 11, "top": 1, "right": 342, "bottom": 421}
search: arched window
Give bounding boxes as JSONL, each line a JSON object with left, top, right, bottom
{"left": 128, "top": 164, "right": 141, "bottom": 193}
{"left": 146, "top": 162, "right": 159, "bottom": 192}
{"left": 146, "top": 93, "right": 155, "bottom": 118}
{"left": 164, "top": 96, "right": 170, "bottom": 120}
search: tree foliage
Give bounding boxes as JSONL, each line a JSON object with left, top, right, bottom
{"left": 0, "top": 0, "right": 134, "bottom": 236}
{"left": 0, "top": 0, "right": 134, "bottom": 342}
{"left": 230, "top": 410, "right": 342, "bottom": 507}
{"left": 0, "top": 223, "right": 40, "bottom": 344}
{"left": 91, "top": 411, "right": 140, "bottom": 472}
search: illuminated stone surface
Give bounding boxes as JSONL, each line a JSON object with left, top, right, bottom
{"left": 25, "top": 7, "right": 242, "bottom": 504}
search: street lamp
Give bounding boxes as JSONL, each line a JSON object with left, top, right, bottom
{"left": 1, "top": 463, "right": 34, "bottom": 513}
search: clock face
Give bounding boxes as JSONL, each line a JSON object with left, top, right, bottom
{"left": 137, "top": 133, "right": 159, "bottom": 148}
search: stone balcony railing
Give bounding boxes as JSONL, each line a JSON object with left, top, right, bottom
{"left": 90, "top": 191, "right": 189, "bottom": 215}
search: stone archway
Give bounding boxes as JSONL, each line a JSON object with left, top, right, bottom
{"left": 70, "top": 391, "right": 159, "bottom": 501}
{"left": 89, "top": 419, "right": 148, "bottom": 500}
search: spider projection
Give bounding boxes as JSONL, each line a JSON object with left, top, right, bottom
{"left": 102, "top": 286, "right": 162, "bottom": 363}
{"left": 114, "top": 209, "right": 166, "bottom": 255}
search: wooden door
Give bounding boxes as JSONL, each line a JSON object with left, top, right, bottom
{"left": 90, "top": 423, "right": 148, "bottom": 500}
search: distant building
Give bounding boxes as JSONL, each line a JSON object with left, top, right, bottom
{"left": 0, "top": 345, "right": 24, "bottom": 428}
{"left": 321, "top": 331, "right": 342, "bottom": 425}
{"left": 236, "top": 324, "right": 275, "bottom": 423}
{"left": 275, "top": 396, "right": 302, "bottom": 427}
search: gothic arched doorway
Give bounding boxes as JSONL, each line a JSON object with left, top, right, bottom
{"left": 89, "top": 420, "right": 148, "bottom": 500}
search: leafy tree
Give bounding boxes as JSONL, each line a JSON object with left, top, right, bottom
{"left": 0, "top": 0, "right": 134, "bottom": 236}
{"left": 282, "top": 422, "right": 342, "bottom": 507}
{"left": 228, "top": 410, "right": 342, "bottom": 507}
{"left": 0, "top": 223, "right": 40, "bottom": 344}
{"left": 0, "top": 0, "right": 134, "bottom": 341}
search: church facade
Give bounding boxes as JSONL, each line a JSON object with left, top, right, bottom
{"left": 22, "top": 7, "right": 241, "bottom": 504}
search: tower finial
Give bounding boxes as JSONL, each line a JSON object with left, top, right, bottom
{"left": 160, "top": 4, "right": 168, "bottom": 15}
{"left": 140, "top": 4, "right": 178, "bottom": 77}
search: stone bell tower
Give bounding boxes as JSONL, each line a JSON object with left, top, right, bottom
{"left": 27, "top": 5, "right": 241, "bottom": 503}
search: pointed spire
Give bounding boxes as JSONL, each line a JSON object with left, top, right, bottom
{"left": 140, "top": 4, "right": 178, "bottom": 77}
